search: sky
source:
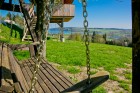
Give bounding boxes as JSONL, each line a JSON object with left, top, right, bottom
{"left": 0, "top": 0, "right": 132, "bottom": 29}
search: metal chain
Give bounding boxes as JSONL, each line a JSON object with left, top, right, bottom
{"left": 82, "top": 0, "right": 91, "bottom": 85}
{"left": 29, "top": 0, "right": 54, "bottom": 92}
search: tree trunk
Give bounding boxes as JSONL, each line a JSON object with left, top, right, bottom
{"left": 132, "top": 0, "right": 140, "bottom": 92}
{"left": 35, "top": 0, "right": 48, "bottom": 58}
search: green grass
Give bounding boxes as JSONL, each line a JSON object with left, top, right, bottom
{"left": 13, "top": 50, "right": 30, "bottom": 60}
{"left": 110, "top": 75, "right": 119, "bottom": 81}
{"left": 92, "top": 86, "right": 107, "bottom": 93}
{"left": 124, "top": 70, "right": 132, "bottom": 80}
{"left": 0, "top": 24, "right": 28, "bottom": 44}
{"left": 119, "top": 83, "right": 130, "bottom": 91}
{"left": 67, "top": 67, "right": 81, "bottom": 74}
{"left": 46, "top": 40, "right": 132, "bottom": 72}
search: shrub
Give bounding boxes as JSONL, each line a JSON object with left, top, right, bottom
{"left": 68, "top": 33, "right": 82, "bottom": 41}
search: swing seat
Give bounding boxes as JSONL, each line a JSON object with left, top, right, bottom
{"left": 61, "top": 71, "right": 109, "bottom": 93}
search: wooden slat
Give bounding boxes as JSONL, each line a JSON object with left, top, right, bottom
{"left": 29, "top": 58, "right": 60, "bottom": 93}
{"left": 42, "top": 58, "right": 74, "bottom": 86}
{"left": 23, "top": 60, "right": 44, "bottom": 93}
{"left": 21, "top": 60, "right": 38, "bottom": 93}
{"left": 31, "top": 58, "right": 65, "bottom": 92}
{"left": 40, "top": 59, "right": 69, "bottom": 89}
{"left": 13, "top": 82, "right": 23, "bottom": 93}
{"left": 0, "top": 45, "right": 14, "bottom": 92}
{"left": 29, "top": 45, "right": 35, "bottom": 57}
{"left": 8, "top": 48, "right": 28, "bottom": 93}
{"left": 53, "top": 4, "right": 75, "bottom": 17}
{"left": 26, "top": 59, "right": 53, "bottom": 92}
{"left": 32, "top": 58, "right": 74, "bottom": 91}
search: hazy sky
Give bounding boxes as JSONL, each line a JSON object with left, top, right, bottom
{"left": 0, "top": 0, "right": 132, "bottom": 29}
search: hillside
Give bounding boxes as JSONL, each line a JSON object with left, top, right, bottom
{"left": 49, "top": 27, "right": 132, "bottom": 40}
{"left": 0, "top": 23, "right": 27, "bottom": 44}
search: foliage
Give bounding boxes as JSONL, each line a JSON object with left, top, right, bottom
{"left": 92, "top": 34, "right": 106, "bottom": 44}
{"left": 68, "top": 33, "right": 82, "bottom": 41}
{"left": 14, "top": 14, "right": 24, "bottom": 27}
{"left": 0, "top": 24, "right": 27, "bottom": 44}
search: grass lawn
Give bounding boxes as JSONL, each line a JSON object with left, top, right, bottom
{"left": 46, "top": 40, "right": 131, "bottom": 70}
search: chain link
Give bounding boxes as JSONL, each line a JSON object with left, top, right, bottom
{"left": 82, "top": 0, "right": 91, "bottom": 85}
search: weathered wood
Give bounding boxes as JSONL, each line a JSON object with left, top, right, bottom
{"left": 27, "top": 59, "right": 52, "bottom": 92}
{"left": 53, "top": 4, "right": 75, "bottom": 17}
{"left": 29, "top": 59, "right": 60, "bottom": 93}
{"left": 8, "top": 48, "right": 28, "bottom": 93}
{"left": 33, "top": 58, "right": 74, "bottom": 92}
{"left": 23, "top": 60, "right": 44, "bottom": 93}
{"left": 19, "top": 0, "right": 38, "bottom": 42}
{"left": 0, "top": 45, "right": 14, "bottom": 92}
{"left": 13, "top": 82, "right": 23, "bottom": 93}
{"left": 42, "top": 58, "right": 73, "bottom": 86}
{"left": 21, "top": 60, "right": 38, "bottom": 93}
{"left": 29, "top": 45, "right": 35, "bottom": 57}
{"left": 33, "top": 60, "right": 64, "bottom": 93}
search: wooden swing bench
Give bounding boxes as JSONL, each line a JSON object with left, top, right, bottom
{"left": 0, "top": 43, "right": 109, "bottom": 93}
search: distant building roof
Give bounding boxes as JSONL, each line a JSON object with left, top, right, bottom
{"left": 4, "top": 20, "right": 15, "bottom": 24}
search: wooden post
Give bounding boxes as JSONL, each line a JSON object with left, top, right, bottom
{"left": 132, "top": 0, "right": 140, "bottom": 92}
{"left": 57, "top": 19, "right": 65, "bottom": 42}
{"left": 61, "top": 18, "right": 65, "bottom": 42}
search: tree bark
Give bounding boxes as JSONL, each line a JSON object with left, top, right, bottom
{"left": 132, "top": 0, "right": 140, "bottom": 92}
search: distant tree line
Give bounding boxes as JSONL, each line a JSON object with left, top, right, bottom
{"left": 0, "top": 12, "right": 24, "bottom": 39}
{"left": 0, "top": 12, "right": 24, "bottom": 27}
{"left": 67, "top": 31, "right": 132, "bottom": 47}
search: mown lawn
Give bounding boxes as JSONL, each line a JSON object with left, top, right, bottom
{"left": 46, "top": 40, "right": 132, "bottom": 71}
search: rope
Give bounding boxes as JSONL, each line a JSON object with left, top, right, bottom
{"left": 29, "top": 0, "right": 55, "bottom": 92}
{"left": 8, "top": 0, "right": 16, "bottom": 43}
